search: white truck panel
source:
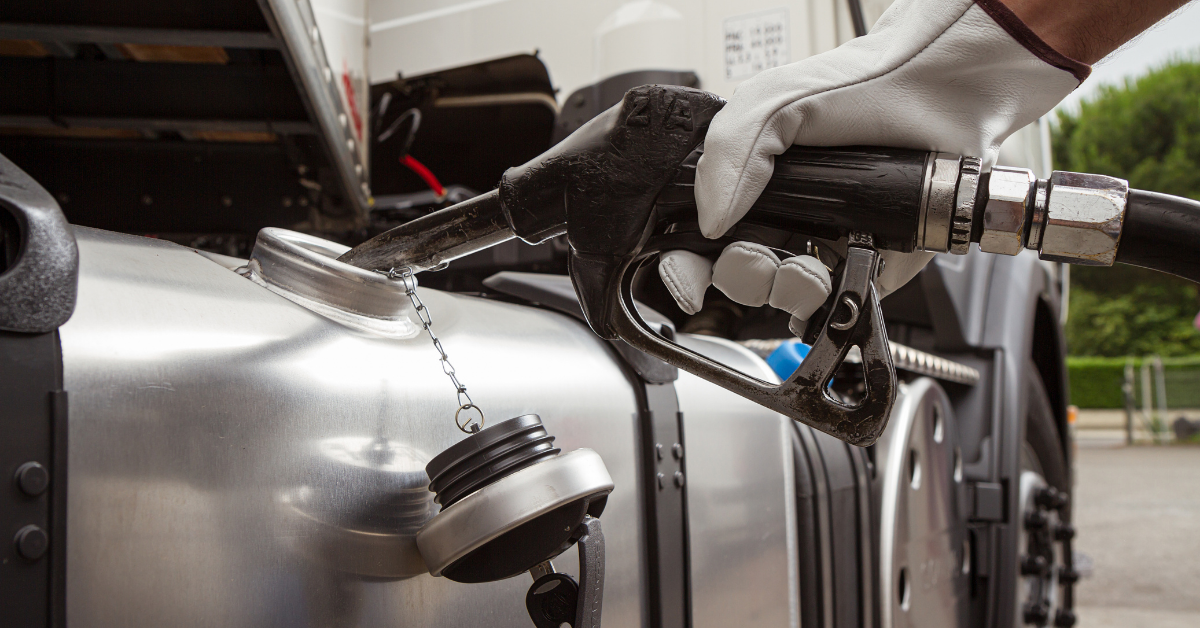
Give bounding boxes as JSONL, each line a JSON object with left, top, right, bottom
{"left": 367, "top": 0, "right": 866, "bottom": 100}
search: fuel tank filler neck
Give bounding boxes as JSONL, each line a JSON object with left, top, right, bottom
{"left": 247, "top": 228, "right": 420, "bottom": 338}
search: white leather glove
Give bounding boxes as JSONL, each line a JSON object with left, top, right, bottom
{"left": 660, "top": 0, "right": 1087, "bottom": 325}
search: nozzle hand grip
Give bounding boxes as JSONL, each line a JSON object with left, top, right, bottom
{"left": 656, "top": 144, "right": 932, "bottom": 253}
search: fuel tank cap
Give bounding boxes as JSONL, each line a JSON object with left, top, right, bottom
{"left": 417, "top": 415, "right": 613, "bottom": 583}
{"left": 247, "top": 228, "right": 419, "bottom": 338}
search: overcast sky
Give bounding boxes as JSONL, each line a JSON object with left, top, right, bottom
{"left": 1056, "top": 2, "right": 1200, "bottom": 113}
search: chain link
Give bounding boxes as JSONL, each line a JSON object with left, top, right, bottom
{"left": 381, "top": 267, "right": 483, "bottom": 434}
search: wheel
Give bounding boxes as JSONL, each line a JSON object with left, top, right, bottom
{"left": 876, "top": 378, "right": 970, "bottom": 628}
{"left": 1024, "top": 368, "right": 1069, "bottom": 498}
{"left": 1015, "top": 367, "right": 1073, "bottom": 627}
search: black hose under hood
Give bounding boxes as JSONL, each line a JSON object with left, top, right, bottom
{"left": 1116, "top": 190, "right": 1200, "bottom": 283}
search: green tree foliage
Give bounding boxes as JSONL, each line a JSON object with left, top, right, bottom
{"left": 1053, "top": 58, "right": 1200, "bottom": 199}
{"left": 1054, "top": 59, "right": 1200, "bottom": 357}
{"left": 1066, "top": 265, "right": 1200, "bottom": 357}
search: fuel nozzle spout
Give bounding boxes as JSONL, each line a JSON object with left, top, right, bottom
{"left": 339, "top": 84, "right": 726, "bottom": 282}
{"left": 337, "top": 189, "right": 515, "bottom": 273}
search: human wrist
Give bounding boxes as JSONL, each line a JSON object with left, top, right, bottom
{"left": 995, "top": 0, "right": 1191, "bottom": 65}
{"left": 977, "top": 0, "right": 1091, "bottom": 82}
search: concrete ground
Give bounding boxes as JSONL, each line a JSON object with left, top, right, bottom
{"left": 1072, "top": 443, "right": 1200, "bottom": 627}
{"left": 1073, "top": 408, "right": 1200, "bottom": 445}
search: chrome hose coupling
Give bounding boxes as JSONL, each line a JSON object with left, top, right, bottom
{"left": 981, "top": 166, "right": 1038, "bottom": 256}
{"left": 916, "top": 153, "right": 981, "bottom": 254}
{"left": 981, "top": 167, "right": 1129, "bottom": 266}
{"left": 1032, "top": 171, "right": 1129, "bottom": 266}
{"left": 927, "top": 158, "right": 1130, "bottom": 266}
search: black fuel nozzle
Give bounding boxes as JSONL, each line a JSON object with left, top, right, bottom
{"left": 338, "top": 83, "right": 1196, "bottom": 448}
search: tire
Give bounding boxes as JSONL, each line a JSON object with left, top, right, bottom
{"left": 1023, "top": 366, "right": 1069, "bottom": 505}
{"left": 1013, "top": 366, "right": 1072, "bottom": 627}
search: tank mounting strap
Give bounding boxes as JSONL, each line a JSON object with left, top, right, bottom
{"left": 0, "top": 330, "right": 68, "bottom": 625}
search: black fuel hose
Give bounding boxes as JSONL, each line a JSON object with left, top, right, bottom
{"left": 1116, "top": 190, "right": 1200, "bottom": 283}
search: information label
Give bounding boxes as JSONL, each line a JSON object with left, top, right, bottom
{"left": 723, "top": 9, "right": 789, "bottom": 81}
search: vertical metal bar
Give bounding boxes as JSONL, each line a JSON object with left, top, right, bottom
{"left": 50, "top": 390, "right": 68, "bottom": 628}
{"left": 845, "top": 0, "right": 869, "bottom": 37}
{"left": 0, "top": 330, "right": 62, "bottom": 625}
{"left": 256, "top": 0, "right": 370, "bottom": 217}
{"left": 1123, "top": 360, "right": 1136, "bottom": 446}
{"left": 638, "top": 383, "right": 689, "bottom": 628}
{"left": 796, "top": 426, "right": 835, "bottom": 628}
{"left": 1153, "top": 356, "right": 1168, "bottom": 440}
{"left": 1141, "top": 358, "right": 1153, "bottom": 442}
{"left": 847, "top": 443, "right": 875, "bottom": 628}
{"left": 987, "top": 349, "right": 1006, "bottom": 628}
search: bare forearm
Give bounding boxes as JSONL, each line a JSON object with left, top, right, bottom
{"left": 1000, "top": 0, "right": 1192, "bottom": 63}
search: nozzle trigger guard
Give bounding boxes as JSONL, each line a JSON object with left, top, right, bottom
{"left": 604, "top": 233, "right": 896, "bottom": 447}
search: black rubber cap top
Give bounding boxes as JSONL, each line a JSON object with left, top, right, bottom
{"left": 426, "top": 414, "right": 560, "bottom": 508}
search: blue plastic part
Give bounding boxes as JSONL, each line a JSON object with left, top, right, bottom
{"left": 766, "top": 341, "right": 812, "bottom": 380}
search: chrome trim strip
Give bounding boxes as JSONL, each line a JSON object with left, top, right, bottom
{"left": 916, "top": 151, "right": 936, "bottom": 251}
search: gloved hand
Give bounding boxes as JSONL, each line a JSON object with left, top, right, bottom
{"left": 659, "top": 0, "right": 1087, "bottom": 327}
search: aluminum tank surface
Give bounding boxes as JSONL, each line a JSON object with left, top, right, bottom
{"left": 674, "top": 335, "right": 800, "bottom": 628}
{"left": 59, "top": 228, "right": 649, "bottom": 627}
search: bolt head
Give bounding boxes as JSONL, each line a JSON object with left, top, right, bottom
{"left": 1058, "top": 567, "right": 1080, "bottom": 585}
{"left": 1054, "top": 609, "right": 1077, "bottom": 627}
{"left": 1021, "top": 554, "right": 1048, "bottom": 575}
{"left": 673, "top": 471, "right": 685, "bottom": 488}
{"left": 14, "top": 525, "right": 48, "bottom": 561}
{"left": 15, "top": 462, "right": 49, "bottom": 496}
{"left": 1037, "top": 487, "right": 1069, "bottom": 511}
{"left": 1023, "top": 601, "right": 1050, "bottom": 625}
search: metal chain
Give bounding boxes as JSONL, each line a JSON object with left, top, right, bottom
{"left": 381, "top": 267, "right": 483, "bottom": 434}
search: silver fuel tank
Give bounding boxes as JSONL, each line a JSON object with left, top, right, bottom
{"left": 56, "top": 227, "right": 802, "bottom": 627}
